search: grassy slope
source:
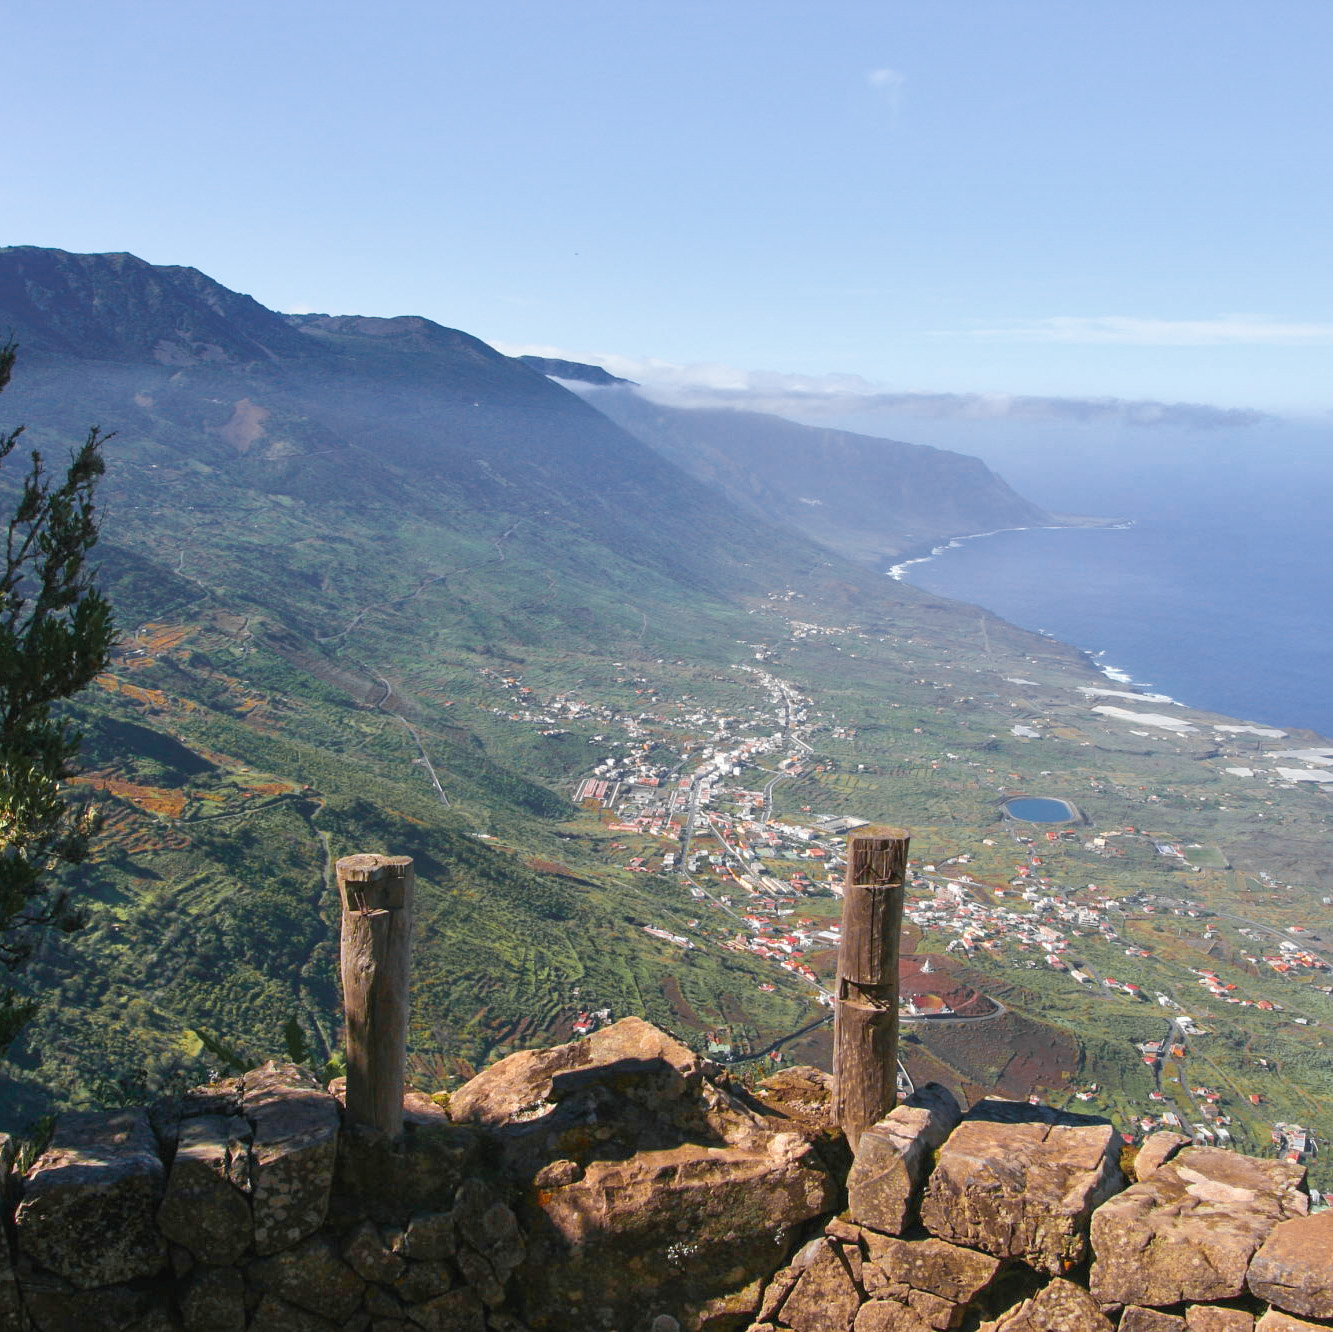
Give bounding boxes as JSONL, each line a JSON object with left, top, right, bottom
{"left": 0, "top": 330, "right": 873, "bottom": 1117}
{"left": 0, "top": 267, "right": 1328, "bottom": 1186}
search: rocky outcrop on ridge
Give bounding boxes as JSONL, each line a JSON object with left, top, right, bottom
{"left": 448, "top": 1017, "right": 836, "bottom": 1328}
{"left": 1, "top": 1019, "right": 1330, "bottom": 1332}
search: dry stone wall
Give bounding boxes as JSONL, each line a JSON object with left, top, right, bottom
{"left": 0, "top": 1019, "right": 1329, "bottom": 1332}
{"left": 752, "top": 1097, "right": 1329, "bottom": 1332}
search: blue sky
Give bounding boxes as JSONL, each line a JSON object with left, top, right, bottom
{"left": 8, "top": 1, "right": 1333, "bottom": 415}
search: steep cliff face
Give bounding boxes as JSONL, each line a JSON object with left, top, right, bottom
{"left": 4, "top": 1019, "right": 1328, "bottom": 1332}
{"left": 577, "top": 386, "right": 1054, "bottom": 564}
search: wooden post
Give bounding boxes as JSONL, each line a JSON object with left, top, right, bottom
{"left": 833, "top": 829, "right": 909, "bottom": 1153}
{"left": 337, "top": 853, "right": 415, "bottom": 1136}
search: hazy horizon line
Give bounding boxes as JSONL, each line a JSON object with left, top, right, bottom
{"left": 499, "top": 343, "right": 1285, "bottom": 430}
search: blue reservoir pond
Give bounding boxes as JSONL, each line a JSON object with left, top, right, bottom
{"left": 1004, "top": 797, "right": 1076, "bottom": 823}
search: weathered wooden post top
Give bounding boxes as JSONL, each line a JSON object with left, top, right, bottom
{"left": 337, "top": 852, "right": 415, "bottom": 1137}
{"left": 832, "top": 828, "right": 909, "bottom": 1153}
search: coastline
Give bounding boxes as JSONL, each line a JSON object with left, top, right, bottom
{"left": 886, "top": 516, "right": 1332, "bottom": 741}
{"left": 887, "top": 519, "right": 1191, "bottom": 706}
{"left": 885, "top": 515, "right": 1132, "bottom": 582}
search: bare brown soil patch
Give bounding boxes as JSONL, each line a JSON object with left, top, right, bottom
{"left": 217, "top": 397, "right": 269, "bottom": 452}
{"left": 661, "top": 976, "right": 705, "bottom": 1029}
{"left": 526, "top": 858, "right": 577, "bottom": 877}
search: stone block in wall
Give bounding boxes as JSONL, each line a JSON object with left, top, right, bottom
{"left": 404, "top": 1287, "right": 486, "bottom": 1331}
{"left": 976, "top": 1277, "right": 1114, "bottom": 1331}
{"left": 846, "top": 1082, "right": 961, "bottom": 1237}
{"left": 249, "top": 1233, "right": 365, "bottom": 1323}
{"left": 521, "top": 1119, "right": 833, "bottom": 1327}
{"left": 451, "top": 1179, "right": 524, "bottom": 1298}
{"left": 1134, "top": 1132, "right": 1191, "bottom": 1182}
{"left": 753, "top": 1261, "right": 803, "bottom": 1326}
{"left": 247, "top": 1292, "right": 340, "bottom": 1330}
{"left": 860, "top": 1231, "right": 1001, "bottom": 1323}
{"left": 917, "top": 1100, "right": 1123, "bottom": 1276}
{"left": 157, "top": 1115, "right": 253, "bottom": 1264}
{"left": 1120, "top": 1309, "right": 1186, "bottom": 1332}
{"left": 1089, "top": 1148, "right": 1307, "bottom": 1308}
{"left": 485, "top": 1316, "right": 533, "bottom": 1332}
{"left": 152, "top": 1079, "right": 245, "bottom": 1159}
{"left": 394, "top": 1260, "right": 454, "bottom": 1305}
{"left": 1247, "top": 1208, "right": 1333, "bottom": 1320}
{"left": 861, "top": 1303, "right": 990, "bottom": 1332}
{"left": 677, "top": 1272, "right": 767, "bottom": 1330}
{"left": 332, "top": 1105, "right": 480, "bottom": 1228}
{"left": 242, "top": 1062, "right": 340, "bottom": 1256}
{"left": 181, "top": 1266, "right": 246, "bottom": 1332}
{"left": 14, "top": 1108, "right": 168, "bottom": 1289}
{"left": 453, "top": 1249, "right": 503, "bottom": 1309}
{"left": 15, "top": 1266, "right": 154, "bottom": 1331}
{"left": 402, "top": 1213, "right": 455, "bottom": 1263}
{"left": 131, "top": 1302, "right": 186, "bottom": 1332}
{"left": 773, "top": 1238, "right": 861, "bottom": 1332}
{"left": 1185, "top": 1308, "right": 1256, "bottom": 1331}
{"left": 447, "top": 1017, "right": 835, "bottom": 1330}
{"left": 1255, "top": 1313, "right": 1329, "bottom": 1331}
{"left": 853, "top": 1304, "right": 932, "bottom": 1332}
{"left": 365, "top": 1284, "right": 408, "bottom": 1320}
{"left": 343, "top": 1222, "right": 408, "bottom": 1286}
{"left": 825, "top": 1219, "right": 864, "bottom": 1289}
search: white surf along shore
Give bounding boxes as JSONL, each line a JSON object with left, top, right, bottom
{"left": 888, "top": 521, "right": 1333, "bottom": 781}
{"left": 886, "top": 518, "right": 1133, "bottom": 583}
{"left": 886, "top": 521, "right": 1172, "bottom": 703}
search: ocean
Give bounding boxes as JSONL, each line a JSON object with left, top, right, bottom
{"left": 882, "top": 421, "right": 1333, "bottom": 739}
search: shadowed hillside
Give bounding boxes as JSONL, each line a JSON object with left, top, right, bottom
{"left": 566, "top": 380, "right": 1054, "bottom": 564}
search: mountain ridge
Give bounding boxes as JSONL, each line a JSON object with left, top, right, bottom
{"left": 1, "top": 247, "right": 1055, "bottom": 576}
{"left": 1, "top": 246, "right": 969, "bottom": 1113}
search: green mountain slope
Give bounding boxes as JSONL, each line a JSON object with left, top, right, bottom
{"left": 5, "top": 249, "right": 1330, "bottom": 1190}
{"left": 0, "top": 247, "right": 950, "bottom": 1113}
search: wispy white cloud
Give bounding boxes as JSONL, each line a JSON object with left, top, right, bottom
{"left": 635, "top": 385, "right": 1267, "bottom": 430}
{"left": 495, "top": 343, "right": 1269, "bottom": 430}
{"left": 867, "top": 67, "right": 905, "bottom": 121}
{"left": 953, "top": 315, "right": 1333, "bottom": 346}
{"left": 496, "top": 342, "right": 873, "bottom": 394}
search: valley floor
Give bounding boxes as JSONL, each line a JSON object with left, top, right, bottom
{"left": 6, "top": 542, "right": 1332, "bottom": 1194}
